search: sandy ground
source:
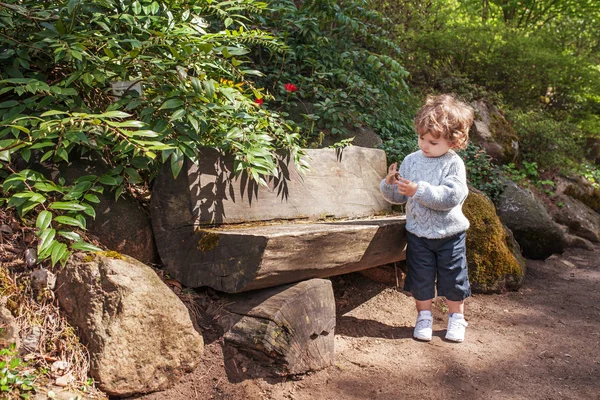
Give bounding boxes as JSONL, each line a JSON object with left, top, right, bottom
{"left": 136, "top": 243, "right": 600, "bottom": 400}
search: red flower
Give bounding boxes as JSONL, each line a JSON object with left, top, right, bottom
{"left": 254, "top": 97, "right": 264, "bottom": 105}
{"left": 284, "top": 83, "right": 298, "bottom": 93}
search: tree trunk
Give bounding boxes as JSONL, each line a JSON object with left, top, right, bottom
{"left": 220, "top": 278, "right": 336, "bottom": 376}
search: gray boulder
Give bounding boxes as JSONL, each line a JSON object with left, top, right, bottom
{"left": 55, "top": 253, "right": 203, "bottom": 397}
{"left": 496, "top": 182, "right": 565, "bottom": 259}
{"left": 471, "top": 100, "right": 519, "bottom": 164}
{"left": 553, "top": 194, "right": 600, "bottom": 243}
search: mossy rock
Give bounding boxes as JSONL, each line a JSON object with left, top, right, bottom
{"left": 464, "top": 188, "right": 525, "bottom": 293}
{"left": 472, "top": 100, "right": 519, "bottom": 164}
{"left": 564, "top": 184, "right": 600, "bottom": 213}
{"left": 489, "top": 111, "right": 519, "bottom": 163}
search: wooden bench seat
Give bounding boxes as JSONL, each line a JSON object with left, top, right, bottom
{"left": 151, "top": 146, "right": 407, "bottom": 293}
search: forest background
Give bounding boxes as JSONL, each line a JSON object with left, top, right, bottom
{"left": 0, "top": 0, "right": 599, "bottom": 396}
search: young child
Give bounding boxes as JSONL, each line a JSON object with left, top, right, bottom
{"left": 380, "top": 94, "right": 474, "bottom": 342}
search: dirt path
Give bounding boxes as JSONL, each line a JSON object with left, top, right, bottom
{"left": 137, "top": 243, "right": 600, "bottom": 400}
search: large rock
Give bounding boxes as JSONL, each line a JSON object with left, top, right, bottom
{"left": 556, "top": 175, "right": 600, "bottom": 213}
{"left": 553, "top": 194, "right": 600, "bottom": 243}
{"left": 60, "top": 157, "right": 159, "bottom": 265}
{"left": 471, "top": 100, "right": 519, "bottom": 164}
{"left": 585, "top": 137, "right": 600, "bottom": 165}
{"left": 55, "top": 253, "right": 204, "bottom": 397}
{"left": 320, "top": 126, "right": 383, "bottom": 149}
{"left": 463, "top": 188, "right": 525, "bottom": 293}
{"left": 496, "top": 181, "right": 565, "bottom": 259}
{"left": 87, "top": 192, "right": 159, "bottom": 265}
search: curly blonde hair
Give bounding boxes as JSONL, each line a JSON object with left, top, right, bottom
{"left": 414, "top": 94, "right": 474, "bottom": 150}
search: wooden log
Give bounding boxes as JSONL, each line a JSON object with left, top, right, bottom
{"left": 220, "top": 278, "right": 335, "bottom": 376}
{"left": 156, "top": 216, "right": 406, "bottom": 293}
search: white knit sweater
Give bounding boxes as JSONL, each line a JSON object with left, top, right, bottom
{"left": 380, "top": 150, "right": 470, "bottom": 239}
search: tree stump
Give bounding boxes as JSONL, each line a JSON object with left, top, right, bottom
{"left": 220, "top": 278, "right": 336, "bottom": 376}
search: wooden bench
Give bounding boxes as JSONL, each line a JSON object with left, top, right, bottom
{"left": 150, "top": 146, "right": 407, "bottom": 375}
{"left": 150, "top": 146, "right": 407, "bottom": 293}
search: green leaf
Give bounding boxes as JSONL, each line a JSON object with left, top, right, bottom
{"left": 33, "top": 182, "right": 61, "bottom": 192}
{"left": 170, "top": 149, "right": 184, "bottom": 179}
{"left": 49, "top": 201, "right": 87, "bottom": 211}
{"left": 106, "top": 120, "right": 145, "bottom": 128}
{"left": 7, "top": 125, "right": 29, "bottom": 134}
{"left": 100, "top": 111, "right": 132, "bottom": 119}
{"left": 67, "top": 0, "right": 80, "bottom": 14}
{"left": 54, "top": 216, "right": 85, "bottom": 228}
{"left": 125, "top": 168, "right": 142, "bottom": 183}
{"left": 98, "top": 175, "right": 118, "bottom": 185}
{"left": 71, "top": 241, "right": 101, "bottom": 252}
{"left": 81, "top": 203, "right": 96, "bottom": 218}
{"left": 40, "top": 110, "right": 70, "bottom": 117}
{"left": 191, "top": 77, "right": 202, "bottom": 93}
{"left": 36, "top": 210, "right": 52, "bottom": 230}
{"left": 84, "top": 194, "right": 100, "bottom": 203}
{"left": 75, "top": 214, "right": 87, "bottom": 229}
{"left": 132, "top": 0, "right": 142, "bottom": 14}
{"left": 56, "top": 146, "right": 69, "bottom": 162}
{"left": 203, "top": 80, "right": 215, "bottom": 99}
{"left": 0, "top": 101, "right": 18, "bottom": 108}
{"left": 21, "top": 148, "right": 31, "bottom": 162}
{"left": 50, "top": 242, "right": 68, "bottom": 267}
{"left": 170, "top": 109, "right": 186, "bottom": 121}
{"left": 58, "top": 230, "right": 81, "bottom": 241}
{"left": 38, "top": 239, "right": 58, "bottom": 259}
{"left": 159, "top": 99, "right": 184, "bottom": 110}
{"left": 130, "top": 130, "right": 159, "bottom": 137}
{"left": 38, "top": 228, "right": 56, "bottom": 254}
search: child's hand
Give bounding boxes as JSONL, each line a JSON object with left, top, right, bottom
{"left": 385, "top": 162, "right": 400, "bottom": 184}
{"left": 397, "top": 177, "right": 418, "bottom": 197}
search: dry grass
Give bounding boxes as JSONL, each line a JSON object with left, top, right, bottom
{"left": 0, "top": 208, "right": 107, "bottom": 399}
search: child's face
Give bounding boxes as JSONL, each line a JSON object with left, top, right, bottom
{"left": 418, "top": 133, "right": 453, "bottom": 158}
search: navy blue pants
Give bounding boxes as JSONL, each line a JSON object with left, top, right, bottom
{"left": 404, "top": 231, "right": 471, "bottom": 301}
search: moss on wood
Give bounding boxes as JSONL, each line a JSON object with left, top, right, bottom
{"left": 197, "top": 232, "right": 220, "bottom": 254}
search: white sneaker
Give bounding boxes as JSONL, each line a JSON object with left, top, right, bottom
{"left": 445, "top": 313, "right": 468, "bottom": 342}
{"left": 413, "top": 311, "right": 433, "bottom": 341}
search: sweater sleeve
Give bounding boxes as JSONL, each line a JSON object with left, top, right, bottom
{"left": 380, "top": 180, "right": 408, "bottom": 204}
{"left": 412, "top": 158, "right": 468, "bottom": 211}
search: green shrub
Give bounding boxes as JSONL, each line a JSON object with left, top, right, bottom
{"left": 0, "top": 345, "right": 36, "bottom": 398}
{"left": 251, "top": 0, "right": 415, "bottom": 147}
{"left": 458, "top": 144, "right": 505, "bottom": 201}
{"left": 0, "top": 0, "right": 307, "bottom": 265}
{"left": 404, "top": 23, "right": 600, "bottom": 112}
{"left": 507, "top": 110, "right": 585, "bottom": 173}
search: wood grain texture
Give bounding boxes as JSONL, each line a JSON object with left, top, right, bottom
{"left": 151, "top": 146, "right": 390, "bottom": 226}
{"left": 159, "top": 217, "right": 406, "bottom": 292}
{"left": 221, "top": 279, "right": 335, "bottom": 375}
